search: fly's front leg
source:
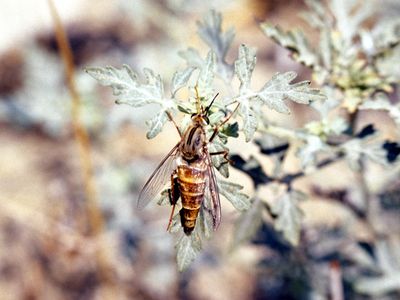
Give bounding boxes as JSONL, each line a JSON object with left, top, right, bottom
{"left": 209, "top": 103, "right": 240, "bottom": 143}
{"left": 167, "top": 171, "right": 180, "bottom": 231}
{"left": 166, "top": 111, "right": 182, "bottom": 138}
{"left": 210, "top": 150, "right": 233, "bottom": 165}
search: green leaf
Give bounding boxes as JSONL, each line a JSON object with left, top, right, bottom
{"left": 234, "top": 44, "right": 257, "bottom": 92}
{"left": 260, "top": 24, "right": 318, "bottom": 67}
{"left": 171, "top": 67, "right": 196, "bottom": 96}
{"left": 218, "top": 180, "right": 250, "bottom": 211}
{"left": 176, "top": 231, "right": 202, "bottom": 271}
{"left": 257, "top": 71, "right": 326, "bottom": 114}
{"left": 271, "top": 190, "right": 305, "bottom": 246}
{"left": 221, "top": 122, "right": 239, "bottom": 138}
{"left": 231, "top": 197, "right": 263, "bottom": 249}
{"left": 197, "top": 9, "right": 235, "bottom": 63}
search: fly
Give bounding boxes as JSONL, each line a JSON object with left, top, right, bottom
{"left": 137, "top": 87, "right": 238, "bottom": 235}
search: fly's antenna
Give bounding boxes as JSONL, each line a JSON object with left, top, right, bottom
{"left": 205, "top": 93, "right": 219, "bottom": 115}
{"left": 194, "top": 85, "right": 201, "bottom": 114}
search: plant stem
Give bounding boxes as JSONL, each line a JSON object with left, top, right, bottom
{"left": 47, "top": 0, "right": 116, "bottom": 294}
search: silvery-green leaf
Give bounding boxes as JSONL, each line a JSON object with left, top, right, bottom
{"left": 197, "top": 9, "right": 235, "bottom": 63}
{"left": 234, "top": 44, "right": 257, "bottom": 92}
{"left": 146, "top": 110, "right": 169, "bottom": 139}
{"left": 86, "top": 65, "right": 165, "bottom": 107}
{"left": 176, "top": 231, "right": 202, "bottom": 271}
{"left": 355, "top": 273, "right": 400, "bottom": 297}
{"left": 169, "top": 213, "right": 181, "bottom": 234}
{"left": 355, "top": 239, "right": 400, "bottom": 296}
{"left": 376, "top": 45, "right": 400, "bottom": 81}
{"left": 359, "top": 93, "right": 400, "bottom": 126}
{"left": 171, "top": 67, "right": 196, "bottom": 96}
{"left": 296, "top": 135, "right": 327, "bottom": 169}
{"left": 271, "top": 190, "right": 305, "bottom": 246}
{"left": 302, "top": 0, "right": 328, "bottom": 29}
{"left": 330, "top": 0, "right": 374, "bottom": 45}
{"left": 260, "top": 24, "right": 318, "bottom": 67}
{"left": 310, "top": 86, "right": 339, "bottom": 117}
{"left": 238, "top": 99, "right": 259, "bottom": 142}
{"left": 218, "top": 180, "right": 250, "bottom": 211}
{"left": 208, "top": 110, "right": 225, "bottom": 125}
{"left": 199, "top": 199, "right": 213, "bottom": 239}
{"left": 342, "top": 138, "right": 388, "bottom": 171}
{"left": 231, "top": 197, "right": 263, "bottom": 249}
{"left": 257, "top": 72, "right": 326, "bottom": 114}
{"left": 157, "top": 189, "right": 170, "bottom": 206}
{"left": 197, "top": 51, "right": 216, "bottom": 100}
{"left": 179, "top": 47, "right": 204, "bottom": 68}
{"left": 319, "top": 29, "right": 332, "bottom": 69}
{"left": 209, "top": 135, "right": 229, "bottom": 177}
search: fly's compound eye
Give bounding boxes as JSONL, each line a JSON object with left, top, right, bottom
{"left": 191, "top": 113, "right": 196, "bottom": 118}
{"left": 195, "top": 135, "right": 201, "bottom": 146}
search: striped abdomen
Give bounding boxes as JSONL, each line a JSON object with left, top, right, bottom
{"left": 177, "top": 163, "right": 207, "bottom": 235}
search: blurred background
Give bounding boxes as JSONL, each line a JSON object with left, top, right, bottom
{"left": 0, "top": 0, "right": 399, "bottom": 299}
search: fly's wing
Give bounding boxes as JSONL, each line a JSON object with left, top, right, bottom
{"left": 205, "top": 151, "right": 221, "bottom": 230}
{"left": 137, "top": 143, "right": 180, "bottom": 210}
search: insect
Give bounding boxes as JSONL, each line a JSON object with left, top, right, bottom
{"left": 137, "top": 88, "right": 238, "bottom": 235}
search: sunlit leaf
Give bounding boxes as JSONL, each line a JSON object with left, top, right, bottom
{"left": 271, "top": 190, "right": 305, "bottom": 246}
{"left": 359, "top": 93, "right": 400, "bottom": 126}
{"left": 234, "top": 44, "right": 256, "bottom": 92}
{"left": 197, "top": 9, "right": 235, "bottom": 64}
{"left": 145, "top": 110, "right": 169, "bottom": 139}
{"left": 171, "top": 67, "right": 196, "bottom": 96}
{"left": 197, "top": 51, "right": 216, "bottom": 100}
{"left": 257, "top": 71, "right": 326, "bottom": 114}
{"left": 179, "top": 47, "right": 204, "bottom": 68}
{"left": 260, "top": 24, "right": 318, "bottom": 67}
{"left": 218, "top": 180, "right": 250, "bottom": 211}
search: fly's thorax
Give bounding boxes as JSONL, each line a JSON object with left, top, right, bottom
{"left": 180, "top": 124, "right": 207, "bottom": 162}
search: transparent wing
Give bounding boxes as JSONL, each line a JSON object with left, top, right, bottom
{"left": 205, "top": 150, "right": 221, "bottom": 230}
{"left": 137, "top": 143, "right": 180, "bottom": 210}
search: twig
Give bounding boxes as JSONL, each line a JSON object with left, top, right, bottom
{"left": 47, "top": 0, "right": 115, "bottom": 293}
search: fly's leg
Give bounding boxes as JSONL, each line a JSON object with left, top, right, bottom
{"left": 209, "top": 103, "right": 240, "bottom": 143}
{"left": 167, "top": 172, "right": 180, "bottom": 231}
{"left": 210, "top": 150, "right": 233, "bottom": 165}
{"left": 166, "top": 111, "right": 182, "bottom": 138}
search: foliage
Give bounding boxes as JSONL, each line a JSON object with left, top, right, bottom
{"left": 88, "top": 3, "right": 400, "bottom": 298}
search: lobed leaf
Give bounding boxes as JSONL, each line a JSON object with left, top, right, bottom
{"left": 197, "top": 9, "right": 235, "bottom": 63}
{"left": 171, "top": 67, "right": 196, "bottom": 96}
{"left": 197, "top": 51, "right": 216, "bottom": 100}
{"left": 218, "top": 180, "right": 250, "bottom": 211}
{"left": 146, "top": 110, "right": 169, "bottom": 139}
{"left": 257, "top": 72, "right": 326, "bottom": 114}
{"left": 234, "top": 44, "right": 257, "bottom": 92}
{"left": 176, "top": 232, "right": 202, "bottom": 271}
{"left": 271, "top": 190, "right": 305, "bottom": 246}
{"left": 260, "top": 24, "right": 318, "bottom": 67}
